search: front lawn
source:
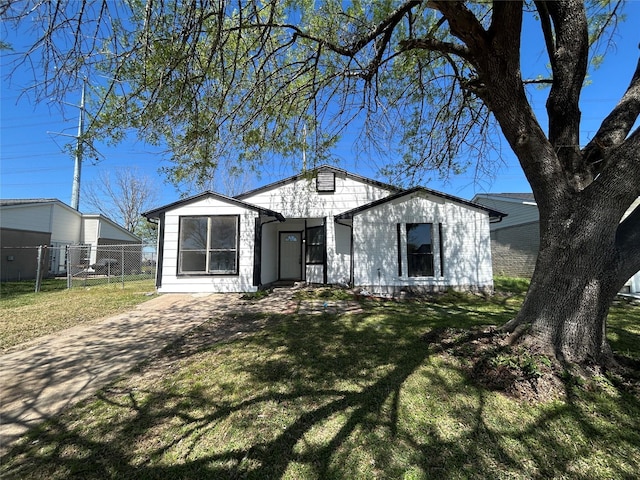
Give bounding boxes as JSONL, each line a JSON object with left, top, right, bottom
{"left": 1, "top": 279, "right": 639, "bottom": 479}
{"left": 0, "top": 279, "right": 157, "bottom": 352}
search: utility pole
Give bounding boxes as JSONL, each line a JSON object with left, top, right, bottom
{"left": 70, "top": 81, "right": 86, "bottom": 211}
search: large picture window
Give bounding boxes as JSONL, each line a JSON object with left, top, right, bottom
{"left": 305, "top": 225, "right": 325, "bottom": 264}
{"left": 179, "top": 216, "right": 239, "bottom": 274}
{"left": 406, "top": 223, "right": 434, "bottom": 277}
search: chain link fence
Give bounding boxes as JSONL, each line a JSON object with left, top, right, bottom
{"left": 1, "top": 243, "right": 156, "bottom": 290}
{"left": 67, "top": 243, "right": 157, "bottom": 288}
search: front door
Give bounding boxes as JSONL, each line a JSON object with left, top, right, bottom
{"left": 279, "top": 232, "right": 302, "bottom": 280}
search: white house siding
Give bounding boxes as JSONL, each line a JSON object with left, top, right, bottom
{"left": 82, "top": 215, "right": 139, "bottom": 243}
{"left": 158, "top": 197, "right": 259, "bottom": 293}
{"left": 82, "top": 218, "right": 100, "bottom": 245}
{"left": 0, "top": 203, "right": 82, "bottom": 245}
{"left": 333, "top": 221, "right": 352, "bottom": 284}
{"left": 240, "top": 173, "right": 395, "bottom": 218}
{"left": 50, "top": 204, "right": 83, "bottom": 244}
{"left": 351, "top": 192, "right": 493, "bottom": 293}
{"left": 241, "top": 172, "right": 396, "bottom": 285}
{"left": 260, "top": 221, "right": 279, "bottom": 285}
{"left": 0, "top": 204, "right": 54, "bottom": 235}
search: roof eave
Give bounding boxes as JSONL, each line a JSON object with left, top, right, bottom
{"left": 142, "top": 191, "right": 285, "bottom": 221}
{"left": 335, "top": 187, "right": 508, "bottom": 221}
{"left": 235, "top": 165, "right": 401, "bottom": 200}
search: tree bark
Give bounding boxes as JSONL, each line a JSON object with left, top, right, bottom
{"left": 448, "top": 1, "right": 640, "bottom": 368}
{"left": 506, "top": 200, "right": 619, "bottom": 365}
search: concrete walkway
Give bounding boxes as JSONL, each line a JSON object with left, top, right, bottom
{"left": 0, "top": 287, "right": 363, "bottom": 454}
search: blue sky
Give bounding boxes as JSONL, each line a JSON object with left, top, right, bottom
{"left": 1, "top": 2, "right": 639, "bottom": 214}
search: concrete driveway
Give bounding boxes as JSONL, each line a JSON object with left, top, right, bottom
{"left": 0, "top": 290, "right": 304, "bottom": 454}
{"left": 0, "top": 287, "right": 365, "bottom": 455}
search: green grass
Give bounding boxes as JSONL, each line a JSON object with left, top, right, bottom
{"left": 1, "top": 280, "right": 639, "bottom": 479}
{"left": 0, "top": 279, "right": 156, "bottom": 352}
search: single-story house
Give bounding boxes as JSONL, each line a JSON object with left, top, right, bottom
{"left": 0, "top": 199, "right": 141, "bottom": 281}
{"left": 143, "top": 166, "right": 506, "bottom": 294}
{"left": 472, "top": 193, "right": 640, "bottom": 294}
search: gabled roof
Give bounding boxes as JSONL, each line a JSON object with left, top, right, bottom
{"left": 335, "top": 187, "right": 507, "bottom": 222}
{"left": 234, "top": 164, "right": 402, "bottom": 200}
{"left": 142, "top": 191, "right": 285, "bottom": 221}
{"left": 82, "top": 214, "right": 142, "bottom": 241}
{"left": 473, "top": 193, "right": 536, "bottom": 204}
{"left": 0, "top": 198, "right": 81, "bottom": 215}
{"left": 0, "top": 198, "right": 62, "bottom": 206}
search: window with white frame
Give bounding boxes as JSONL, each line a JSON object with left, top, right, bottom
{"left": 178, "top": 216, "right": 239, "bottom": 274}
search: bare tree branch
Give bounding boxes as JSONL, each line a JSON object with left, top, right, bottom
{"left": 84, "top": 168, "right": 159, "bottom": 232}
{"left": 543, "top": 0, "right": 590, "bottom": 188}
{"left": 582, "top": 54, "right": 640, "bottom": 177}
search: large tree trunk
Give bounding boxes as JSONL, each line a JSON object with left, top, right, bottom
{"left": 454, "top": 2, "right": 640, "bottom": 368}
{"left": 505, "top": 192, "right": 633, "bottom": 366}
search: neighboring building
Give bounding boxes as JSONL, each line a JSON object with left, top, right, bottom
{"left": 143, "top": 166, "right": 505, "bottom": 294}
{"left": 473, "top": 193, "right": 640, "bottom": 294}
{"left": 471, "top": 193, "right": 539, "bottom": 278}
{"left": 0, "top": 199, "right": 141, "bottom": 281}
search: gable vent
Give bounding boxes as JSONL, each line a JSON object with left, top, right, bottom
{"left": 316, "top": 171, "right": 335, "bottom": 192}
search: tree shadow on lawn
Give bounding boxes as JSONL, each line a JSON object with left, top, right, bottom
{"left": 2, "top": 305, "right": 640, "bottom": 479}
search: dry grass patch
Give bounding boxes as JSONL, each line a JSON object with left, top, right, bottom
{"left": 0, "top": 279, "right": 156, "bottom": 352}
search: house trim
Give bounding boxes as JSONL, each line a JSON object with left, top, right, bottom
{"left": 473, "top": 193, "right": 536, "bottom": 205}
{"left": 156, "top": 213, "right": 165, "bottom": 288}
{"left": 234, "top": 165, "right": 402, "bottom": 201}
{"left": 322, "top": 217, "right": 328, "bottom": 284}
{"left": 143, "top": 191, "right": 285, "bottom": 221}
{"left": 438, "top": 223, "right": 445, "bottom": 278}
{"left": 335, "top": 187, "right": 507, "bottom": 223}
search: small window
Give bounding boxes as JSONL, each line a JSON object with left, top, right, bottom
{"left": 406, "top": 223, "right": 434, "bottom": 277}
{"left": 179, "top": 216, "right": 239, "bottom": 275}
{"left": 306, "top": 225, "right": 325, "bottom": 264}
{"left": 316, "top": 171, "right": 335, "bottom": 192}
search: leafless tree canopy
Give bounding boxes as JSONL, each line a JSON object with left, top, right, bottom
{"left": 84, "top": 168, "right": 159, "bottom": 233}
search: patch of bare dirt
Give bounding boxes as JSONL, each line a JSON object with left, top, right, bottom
{"left": 421, "top": 327, "right": 640, "bottom": 403}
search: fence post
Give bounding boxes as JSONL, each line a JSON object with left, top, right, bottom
{"left": 66, "top": 245, "right": 71, "bottom": 289}
{"left": 84, "top": 244, "right": 91, "bottom": 287}
{"left": 121, "top": 244, "right": 125, "bottom": 289}
{"left": 35, "top": 245, "right": 44, "bottom": 293}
